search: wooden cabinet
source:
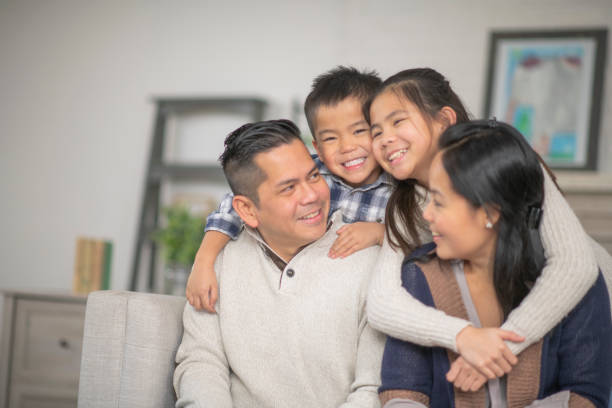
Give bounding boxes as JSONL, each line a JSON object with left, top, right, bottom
{"left": 0, "top": 291, "right": 86, "bottom": 408}
{"left": 559, "top": 173, "right": 612, "bottom": 254}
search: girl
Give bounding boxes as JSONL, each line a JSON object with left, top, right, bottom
{"left": 378, "top": 120, "right": 611, "bottom": 407}
{"left": 365, "top": 68, "right": 612, "bottom": 385}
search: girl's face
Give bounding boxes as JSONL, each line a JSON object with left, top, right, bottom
{"left": 423, "top": 153, "right": 498, "bottom": 263}
{"left": 369, "top": 90, "right": 446, "bottom": 186}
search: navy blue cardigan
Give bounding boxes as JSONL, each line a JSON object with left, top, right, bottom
{"left": 379, "top": 244, "right": 612, "bottom": 407}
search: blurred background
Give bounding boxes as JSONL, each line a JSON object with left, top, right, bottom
{"left": 1, "top": 0, "right": 611, "bottom": 295}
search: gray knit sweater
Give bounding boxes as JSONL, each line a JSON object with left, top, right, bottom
{"left": 367, "top": 169, "right": 612, "bottom": 354}
{"left": 174, "top": 212, "right": 385, "bottom": 408}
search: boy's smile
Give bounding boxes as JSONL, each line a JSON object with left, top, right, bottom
{"left": 312, "top": 97, "right": 382, "bottom": 188}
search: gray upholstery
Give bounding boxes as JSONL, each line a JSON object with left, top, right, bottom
{"left": 77, "top": 290, "right": 185, "bottom": 408}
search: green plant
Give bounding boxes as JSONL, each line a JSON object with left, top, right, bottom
{"left": 152, "top": 205, "right": 205, "bottom": 267}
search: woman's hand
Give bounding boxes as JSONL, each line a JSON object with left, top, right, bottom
{"left": 446, "top": 356, "right": 487, "bottom": 392}
{"left": 455, "top": 326, "right": 524, "bottom": 378}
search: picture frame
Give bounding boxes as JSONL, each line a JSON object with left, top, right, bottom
{"left": 484, "top": 29, "right": 607, "bottom": 170}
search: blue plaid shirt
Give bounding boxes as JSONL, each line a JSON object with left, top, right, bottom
{"left": 204, "top": 155, "right": 395, "bottom": 239}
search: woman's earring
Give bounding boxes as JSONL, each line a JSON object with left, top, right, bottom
{"left": 485, "top": 221, "right": 493, "bottom": 229}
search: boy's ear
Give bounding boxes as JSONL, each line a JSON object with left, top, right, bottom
{"left": 232, "top": 195, "right": 259, "bottom": 228}
{"left": 311, "top": 137, "right": 321, "bottom": 157}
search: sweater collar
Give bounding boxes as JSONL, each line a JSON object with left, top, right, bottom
{"left": 243, "top": 211, "right": 344, "bottom": 269}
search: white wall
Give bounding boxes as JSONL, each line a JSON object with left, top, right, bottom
{"left": 1, "top": 0, "right": 611, "bottom": 293}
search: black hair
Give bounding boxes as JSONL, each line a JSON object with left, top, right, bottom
{"left": 220, "top": 119, "right": 301, "bottom": 206}
{"left": 439, "top": 119, "right": 546, "bottom": 318}
{"left": 304, "top": 66, "right": 381, "bottom": 138}
{"left": 364, "top": 68, "right": 471, "bottom": 255}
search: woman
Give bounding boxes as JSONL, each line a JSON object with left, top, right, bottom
{"left": 378, "top": 120, "right": 611, "bottom": 407}
{"left": 364, "top": 68, "right": 612, "bottom": 384}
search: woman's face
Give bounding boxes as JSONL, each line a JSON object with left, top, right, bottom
{"left": 423, "top": 153, "right": 497, "bottom": 263}
{"left": 369, "top": 90, "right": 445, "bottom": 186}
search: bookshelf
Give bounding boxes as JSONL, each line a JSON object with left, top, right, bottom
{"left": 130, "top": 97, "right": 267, "bottom": 292}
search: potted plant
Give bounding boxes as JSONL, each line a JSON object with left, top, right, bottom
{"left": 153, "top": 205, "right": 205, "bottom": 295}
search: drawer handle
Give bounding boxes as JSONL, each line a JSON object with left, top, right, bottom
{"left": 59, "top": 338, "right": 70, "bottom": 349}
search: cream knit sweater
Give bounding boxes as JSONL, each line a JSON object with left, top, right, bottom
{"left": 367, "top": 169, "right": 612, "bottom": 355}
{"left": 174, "top": 212, "right": 385, "bottom": 408}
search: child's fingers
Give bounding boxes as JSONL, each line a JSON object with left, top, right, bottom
{"left": 493, "top": 352, "right": 513, "bottom": 373}
{"left": 329, "top": 235, "right": 353, "bottom": 257}
{"left": 501, "top": 345, "right": 518, "bottom": 366}
{"left": 488, "top": 360, "right": 505, "bottom": 377}
{"left": 192, "top": 295, "right": 202, "bottom": 311}
{"left": 201, "top": 290, "right": 214, "bottom": 313}
{"left": 209, "top": 285, "right": 219, "bottom": 314}
{"left": 338, "top": 244, "right": 360, "bottom": 258}
{"left": 498, "top": 329, "right": 525, "bottom": 344}
{"left": 473, "top": 362, "right": 496, "bottom": 380}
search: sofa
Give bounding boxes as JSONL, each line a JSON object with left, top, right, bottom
{"left": 77, "top": 290, "right": 185, "bottom": 407}
{"left": 77, "top": 291, "right": 612, "bottom": 408}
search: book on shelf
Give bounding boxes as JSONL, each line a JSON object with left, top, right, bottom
{"left": 73, "top": 237, "right": 113, "bottom": 294}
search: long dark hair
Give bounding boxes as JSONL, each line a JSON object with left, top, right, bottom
{"left": 363, "top": 68, "right": 471, "bottom": 254}
{"left": 439, "top": 120, "right": 546, "bottom": 318}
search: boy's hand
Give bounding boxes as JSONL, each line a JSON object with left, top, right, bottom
{"left": 185, "top": 262, "right": 218, "bottom": 313}
{"left": 328, "top": 222, "right": 385, "bottom": 259}
{"left": 446, "top": 356, "right": 488, "bottom": 392}
{"left": 455, "top": 326, "right": 524, "bottom": 379}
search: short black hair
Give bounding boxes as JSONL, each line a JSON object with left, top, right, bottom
{"left": 304, "top": 66, "right": 381, "bottom": 138}
{"left": 220, "top": 119, "right": 301, "bottom": 206}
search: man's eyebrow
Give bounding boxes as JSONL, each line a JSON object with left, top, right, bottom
{"left": 275, "top": 164, "right": 318, "bottom": 187}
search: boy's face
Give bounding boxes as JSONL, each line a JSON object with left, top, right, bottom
{"left": 312, "top": 97, "right": 382, "bottom": 187}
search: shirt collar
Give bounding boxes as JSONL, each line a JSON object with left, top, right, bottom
{"left": 244, "top": 211, "right": 341, "bottom": 270}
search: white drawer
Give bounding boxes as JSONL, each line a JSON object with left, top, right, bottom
{"left": 11, "top": 299, "right": 85, "bottom": 387}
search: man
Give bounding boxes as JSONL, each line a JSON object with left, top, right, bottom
{"left": 173, "top": 119, "right": 384, "bottom": 408}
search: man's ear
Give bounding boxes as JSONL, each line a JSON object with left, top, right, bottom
{"left": 232, "top": 195, "right": 259, "bottom": 228}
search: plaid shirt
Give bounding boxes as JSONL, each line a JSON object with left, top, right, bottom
{"left": 204, "top": 155, "right": 395, "bottom": 239}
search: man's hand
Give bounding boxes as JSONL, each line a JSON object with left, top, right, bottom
{"left": 328, "top": 222, "right": 385, "bottom": 259}
{"left": 185, "top": 262, "right": 219, "bottom": 313}
{"left": 446, "top": 357, "right": 487, "bottom": 392}
{"left": 455, "top": 326, "right": 524, "bottom": 379}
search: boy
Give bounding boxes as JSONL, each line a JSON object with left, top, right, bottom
{"left": 187, "top": 66, "right": 394, "bottom": 311}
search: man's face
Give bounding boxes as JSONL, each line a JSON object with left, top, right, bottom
{"left": 248, "top": 139, "right": 330, "bottom": 261}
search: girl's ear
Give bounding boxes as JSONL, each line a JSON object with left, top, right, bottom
{"left": 232, "top": 195, "right": 259, "bottom": 228}
{"left": 438, "top": 106, "right": 458, "bottom": 128}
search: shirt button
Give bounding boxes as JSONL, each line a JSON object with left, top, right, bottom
{"left": 286, "top": 268, "right": 295, "bottom": 278}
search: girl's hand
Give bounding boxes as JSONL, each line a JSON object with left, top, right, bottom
{"left": 446, "top": 356, "right": 487, "bottom": 392}
{"left": 455, "top": 326, "right": 524, "bottom": 378}
{"left": 328, "top": 222, "right": 385, "bottom": 259}
{"left": 185, "top": 262, "right": 219, "bottom": 313}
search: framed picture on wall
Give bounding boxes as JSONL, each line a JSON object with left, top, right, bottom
{"left": 484, "top": 29, "right": 607, "bottom": 170}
